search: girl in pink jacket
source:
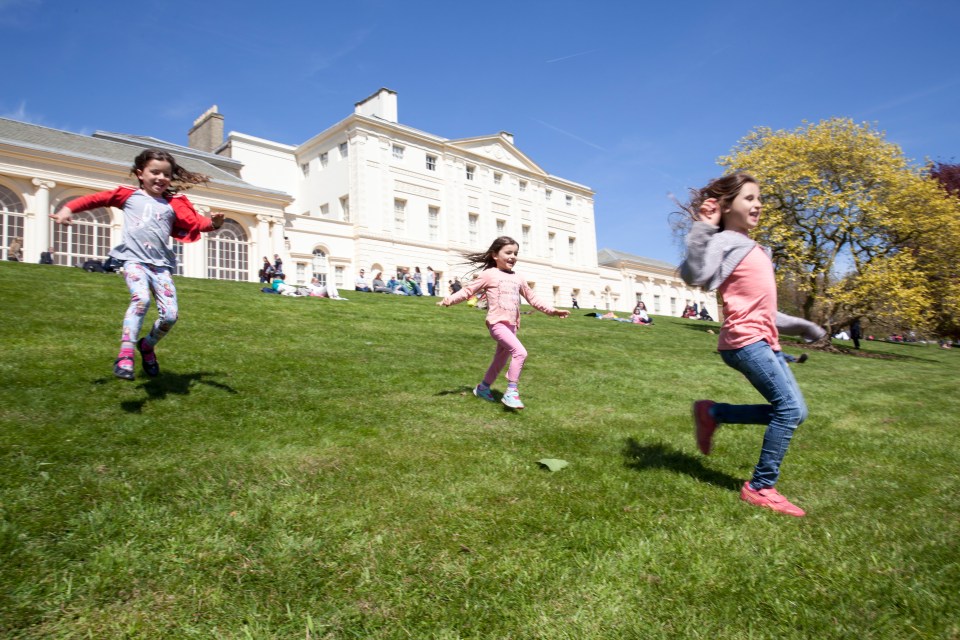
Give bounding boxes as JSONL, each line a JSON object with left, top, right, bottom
{"left": 438, "top": 236, "right": 569, "bottom": 409}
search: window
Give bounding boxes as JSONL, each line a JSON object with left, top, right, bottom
{"left": 320, "top": 203, "right": 330, "bottom": 218}
{"left": 52, "top": 196, "right": 110, "bottom": 267}
{"left": 320, "top": 152, "right": 329, "bottom": 167}
{"left": 670, "top": 297, "right": 677, "bottom": 316}
{"left": 565, "top": 194, "right": 573, "bottom": 207}
{"left": 335, "top": 265, "right": 344, "bottom": 287}
{"left": 545, "top": 188, "right": 552, "bottom": 201}
{"left": 0, "top": 184, "right": 25, "bottom": 262}
{"left": 548, "top": 232, "right": 556, "bottom": 260}
{"left": 168, "top": 240, "right": 184, "bottom": 276}
{"left": 339, "top": 142, "right": 348, "bottom": 158}
{"left": 654, "top": 295, "right": 661, "bottom": 313}
{"left": 468, "top": 213, "right": 478, "bottom": 244}
{"left": 568, "top": 237, "right": 576, "bottom": 262}
{"left": 428, "top": 206, "right": 440, "bottom": 241}
{"left": 521, "top": 225, "right": 530, "bottom": 247}
{"left": 496, "top": 219, "right": 505, "bottom": 234}
{"left": 493, "top": 172, "right": 502, "bottom": 185}
{"left": 392, "top": 145, "right": 404, "bottom": 160}
{"left": 340, "top": 196, "right": 350, "bottom": 222}
{"left": 300, "top": 161, "right": 310, "bottom": 177}
{"left": 466, "top": 165, "right": 475, "bottom": 181}
{"left": 394, "top": 198, "right": 406, "bottom": 230}
{"left": 519, "top": 180, "right": 527, "bottom": 193}
{"left": 296, "top": 262, "right": 307, "bottom": 284}
{"left": 206, "top": 218, "right": 249, "bottom": 281}
{"left": 312, "top": 249, "right": 328, "bottom": 285}
{"left": 426, "top": 154, "right": 437, "bottom": 171}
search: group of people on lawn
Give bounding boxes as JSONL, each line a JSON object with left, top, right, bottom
{"left": 355, "top": 266, "right": 453, "bottom": 297}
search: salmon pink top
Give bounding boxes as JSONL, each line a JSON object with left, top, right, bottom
{"left": 717, "top": 245, "right": 780, "bottom": 351}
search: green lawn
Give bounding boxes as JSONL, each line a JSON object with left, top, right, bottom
{"left": 1, "top": 261, "right": 958, "bottom": 639}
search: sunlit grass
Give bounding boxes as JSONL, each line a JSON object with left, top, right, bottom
{"left": 1, "top": 261, "right": 958, "bottom": 639}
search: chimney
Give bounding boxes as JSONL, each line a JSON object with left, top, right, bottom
{"left": 354, "top": 88, "right": 398, "bottom": 123}
{"left": 188, "top": 106, "right": 224, "bottom": 152}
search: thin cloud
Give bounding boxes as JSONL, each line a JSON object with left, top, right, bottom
{"left": 0, "top": 100, "right": 52, "bottom": 127}
{"left": 545, "top": 49, "right": 599, "bottom": 64}
{"left": 533, "top": 118, "right": 606, "bottom": 151}
{"left": 307, "top": 27, "right": 375, "bottom": 75}
{"left": 860, "top": 78, "right": 960, "bottom": 116}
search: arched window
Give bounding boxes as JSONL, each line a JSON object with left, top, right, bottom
{"left": 52, "top": 196, "right": 112, "bottom": 267}
{"left": 206, "top": 218, "right": 248, "bottom": 281}
{"left": 0, "top": 184, "right": 25, "bottom": 261}
{"left": 312, "top": 248, "right": 328, "bottom": 285}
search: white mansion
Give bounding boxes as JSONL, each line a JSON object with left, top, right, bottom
{"left": 0, "top": 88, "right": 716, "bottom": 318}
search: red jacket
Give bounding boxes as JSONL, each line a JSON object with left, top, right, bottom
{"left": 66, "top": 185, "right": 215, "bottom": 243}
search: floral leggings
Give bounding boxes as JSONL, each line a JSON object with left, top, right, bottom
{"left": 120, "top": 262, "right": 178, "bottom": 348}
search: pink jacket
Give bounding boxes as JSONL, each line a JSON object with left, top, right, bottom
{"left": 65, "top": 185, "right": 215, "bottom": 243}
{"left": 443, "top": 268, "right": 555, "bottom": 326}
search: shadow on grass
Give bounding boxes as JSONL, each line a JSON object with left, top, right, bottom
{"left": 115, "top": 371, "right": 237, "bottom": 413}
{"left": 674, "top": 322, "right": 719, "bottom": 334}
{"left": 622, "top": 438, "right": 741, "bottom": 491}
{"left": 436, "top": 386, "right": 477, "bottom": 397}
{"left": 436, "top": 386, "right": 524, "bottom": 412}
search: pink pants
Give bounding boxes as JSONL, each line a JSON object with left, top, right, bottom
{"left": 483, "top": 322, "right": 527, "bottom": 385}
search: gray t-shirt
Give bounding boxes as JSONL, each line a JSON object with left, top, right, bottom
{"left": 108, "top": 189, "right": 178, "bottom": 268}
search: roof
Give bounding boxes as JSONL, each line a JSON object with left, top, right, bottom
{"left": 597, "top": 247, "right": 677, "bottom": 272}
{"left": 0, "top": 117, "right": 287, "bottom": 197}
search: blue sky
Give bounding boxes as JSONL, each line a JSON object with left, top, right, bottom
{"left": 3, "top": 0, "right": 958, "bottom": 264}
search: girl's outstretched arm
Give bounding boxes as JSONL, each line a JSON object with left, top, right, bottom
{"left": 438, "top": 273, "right": 487, "bottom": 307}
{"left": 518, "top": 281, "right": 566, "bottom": 318}
{"left": 776, "top": 312, "right": 826, "bottom": 342}
{"left": 50, "top": 206, "right": 74, "bottom": 225}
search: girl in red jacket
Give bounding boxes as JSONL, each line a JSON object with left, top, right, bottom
{"left": 51, "top": 149, "right": 224, "bottom": 380}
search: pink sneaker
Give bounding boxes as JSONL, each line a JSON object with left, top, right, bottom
{"left": 740, "top": 482, "right": 806, "bottom": 517}
{"left": 692, "top": 400, "right": 717, "bottom": 455}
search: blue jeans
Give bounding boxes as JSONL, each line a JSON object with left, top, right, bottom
{"left": 714, "top": 340, "right": 808, "bottom": 490}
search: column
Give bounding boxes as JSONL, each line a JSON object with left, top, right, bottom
{"left": 30, "top": 179, "right": 56, "bottom": 263}
{"left": 256, "top": 215, "right": 271, "bottom": 280}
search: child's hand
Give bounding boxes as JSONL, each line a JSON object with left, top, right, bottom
{"left": 50, "top": 207, "right": 73, "bottom": 225}
{"left": 436, "top": 300, "right": 447, "bottom": 307}
{"left": 210, "top": 212, "right": 225, "bottom": 229}
{"left": 698, "top": 198, "right": 721, "bottom": 226}
{"left": 554, "top": 310, "right": 570, "bottom": 319}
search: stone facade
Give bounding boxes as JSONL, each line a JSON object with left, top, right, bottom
{"left": 0, "top": 89, "right": 717, "bottom": 317}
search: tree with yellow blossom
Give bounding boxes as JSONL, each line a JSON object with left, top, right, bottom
{"left": 720, "top": 118, "right": 960, "bottom": 340}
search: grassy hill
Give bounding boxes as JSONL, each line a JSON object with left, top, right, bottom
{"left": 1, "top": 261, "right": 958, "bottom": 639}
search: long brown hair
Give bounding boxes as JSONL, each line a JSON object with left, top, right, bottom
{"left": 131, "top": 148, "right": 209, "bottom": 195}
{"left": 463, "top": 236, "right": 519, "bottom": 273}
{"left": 682, "top": 172, "right": 758, "bottom": 232}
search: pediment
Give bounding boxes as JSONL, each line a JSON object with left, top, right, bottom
{"left": 446, "top": 135, "right": 547, "bottom": 176}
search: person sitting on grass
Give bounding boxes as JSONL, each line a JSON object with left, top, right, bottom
{"left": 631, "top": 301, "right": 654, "bottom": 325}
{"left": 271, "top": 273, "right": 301, "bottom": 296}
{"left": 355, "top": 269, "right": 371, "bottom": 292}
{"left": 372, "top": 272, "right": 392, "bottom": 294}
{"left": 401, "top": 273, "right": 423, "bottom": 296}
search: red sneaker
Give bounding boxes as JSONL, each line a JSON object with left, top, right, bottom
{"left": 740, "top": 482, "right": 806, "bottom": 517}
{"left": 692, "top": 400, "right": 717, "bottom": 455}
